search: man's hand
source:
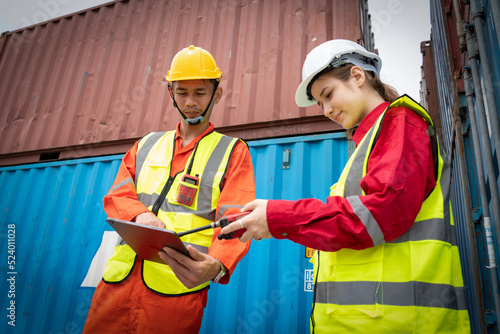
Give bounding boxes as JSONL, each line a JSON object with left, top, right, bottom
{"left": 134, "top": 211, "right": 165, "bottom": 229}
{"left": 220, "top": 199, "right": 272, "bottom": 242}
{"left": 158, "top": 245, "right": 221, "bottom": 289}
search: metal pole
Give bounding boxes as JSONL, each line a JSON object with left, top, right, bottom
{"left": 464, "top": 66, "right": 500, "bottom": 325}
{"left": 453, "top": 0, "right": 466, "bottom": 49}
{"left": 470, "top": 0, "right": 500, "bottom": 172}
{"left": 489, "top": 0, "right": 500, "bottom": 46}
{"left": 465, "top": 25, "right": 500, "bottom": 241}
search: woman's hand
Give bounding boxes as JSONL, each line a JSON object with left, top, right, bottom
{"left": 221, "top": 199, "right": 272, "bottom": 242}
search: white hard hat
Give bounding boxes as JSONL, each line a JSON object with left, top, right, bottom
{"left": 295, "top": 39, "right": 382, "bottom": 107}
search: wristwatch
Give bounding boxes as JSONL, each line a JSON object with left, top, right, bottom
{"left": 212, "top": 259, "right": 227, "bottom": 283}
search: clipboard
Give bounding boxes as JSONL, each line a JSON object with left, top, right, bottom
{"left": 106, "top": 217, "right": 191, "bottom": 263}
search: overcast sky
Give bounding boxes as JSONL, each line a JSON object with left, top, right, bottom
{"left": 369, "top": 0, "right": 431, "bottom": 100}
{"left": 0, "top": 0, "right": 430, "bottom": 100}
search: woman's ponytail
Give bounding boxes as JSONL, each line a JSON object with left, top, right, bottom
{"left": 365, "top": 72, "right": 400, "bottom": 102}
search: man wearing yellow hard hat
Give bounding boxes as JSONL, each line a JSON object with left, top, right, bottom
{"left": 83, "top": 45, "right": 256, "bottom": 333}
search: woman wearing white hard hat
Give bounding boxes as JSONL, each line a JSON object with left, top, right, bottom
{"left": 222, "top": 39, "right": 470, "bottom": 333}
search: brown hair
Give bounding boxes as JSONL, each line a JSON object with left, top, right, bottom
{"left": 328, "top": 64, "right": 399, "bottom": 102}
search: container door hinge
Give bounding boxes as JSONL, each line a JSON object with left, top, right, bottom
{"left": 282, "top": 149, "right": 291, "bottom": 169}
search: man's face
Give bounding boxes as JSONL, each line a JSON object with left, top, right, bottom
{"left": 170, "top": 79, "right": 219, "bottom": 120}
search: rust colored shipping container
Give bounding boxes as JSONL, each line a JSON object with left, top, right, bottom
{"left": 419, "top": 40, "right": 442, "bottom": 142}
{"left": 0, "top": 0, "right": 371, "bottom": 166}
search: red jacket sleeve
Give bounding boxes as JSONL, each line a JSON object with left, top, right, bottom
{"left": 102, "top": 141, "right": 150, "bottom": 221}
{"left": 267, "top": 107, "right": 436, "bottom": 252}
{"left": 208, "top": 140, "right": 256, "bottom": 284}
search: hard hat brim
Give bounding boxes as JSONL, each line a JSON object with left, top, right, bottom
{"left": 295, "top": 56, "right": 381, "bottom": 107}
{"left": 166, "top": 72, "right": 222, "bottom": 82}
{"left": 295, "top": 69, "right": 323, "bottom": 107}
{"left": 294, "top": 40, "right": 382, "bottom": 108}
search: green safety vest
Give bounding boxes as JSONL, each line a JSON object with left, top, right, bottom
{"left": 102, "top": 130, "right": 240, "bottom": 295}
{"left": 311, "top": 95, "right": 470, "bottom": 333}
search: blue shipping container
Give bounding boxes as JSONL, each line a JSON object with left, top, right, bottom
{"left": 0, "top": 132, "right": 349, "bottom": 333}
{"left": 0, "top": 155, "right": 123, "bottom": 333}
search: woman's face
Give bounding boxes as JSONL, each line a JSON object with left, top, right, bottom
{"left": 310, "top": 67, "right": 369, "bottom": 129}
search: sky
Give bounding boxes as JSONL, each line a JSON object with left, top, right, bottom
{"left": 0, "top": 0, "right": 431, "bottom": 100}
{"left": 369, "top": 0, "right": 431, "bottom": 100}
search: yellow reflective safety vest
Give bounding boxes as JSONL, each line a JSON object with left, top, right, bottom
{"left": 102, "top": 130, "right": 240, "bottom": 295}
{"left": 311, "top": 95, "right": 470, "bottom": 333}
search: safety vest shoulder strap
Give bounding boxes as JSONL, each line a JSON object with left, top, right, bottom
{"left": 370, "top": 95, "right": 440, "bottom": 182}
{"left": 388, "top": 94, "right": 434, "bottom": 127}
{"left": 135, "top": 131, "right": 174, "bottom": 185}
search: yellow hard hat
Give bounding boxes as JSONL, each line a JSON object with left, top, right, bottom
{"left": 166, "top": 45, "right": 222, "bottom": 82}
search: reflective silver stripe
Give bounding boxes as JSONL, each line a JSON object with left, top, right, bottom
{"left": 163, "top": 202, "right": 215, "bottom": 221}
{"left": 196, "top": 136, "right": 235, "bottom": 212}
{"left": 135, "top": 131, "right": 169, "bottom": 184}
{"left": 314, "top": 281, "right": 466, "bottom": 310}
{"left": 347, "top": 196, "right": 385, "bottom": 246}
{"left": 217, "top": 205, "right": 244, "bottom": 220}
{"left": 137, "top": 192, "right": 156, "bottom": 209}
{"left": 138, "top": 191, "right": 194, "bottom": 213}
{"left": 389, "top": 218, "right": 457, "bottom": 246}
{"left": 195, "top": 209, "right": 216, "bottom": 222}
{"left": 344, "top": 126, "right": 377, "bottom": 197}
{"left": 182, "top": 242, "right": 209, "bottom": 254}
{"left": 108, "top": 177, "right": 135, "bottom": 195}
{"left": 136, "top": 193, "right": 218, "bottom": 222}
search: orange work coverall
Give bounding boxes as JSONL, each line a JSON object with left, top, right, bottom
{"left": 83, "top": 123, "right": 255, "bottom": 333}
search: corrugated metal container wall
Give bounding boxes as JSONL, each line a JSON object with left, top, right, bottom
{"left": 201, "top": 132, "right": 350, "bottom": 333}
{"left": 430, "top": 0, "right": 484, "bottom": 332}
{"left": 419, "top": 40, "right": 443, "bottom": 141}
{"left": 0, "top": 155, "right": 122, "bottom": 333}
{"left": 429, "top": 0, "right": 500, "bottom": 332}
{"left": 450, "top": 141, "right": 486, "bottom": 332}
{"left": 466, "top": 0, "right": 500, "bottom": 330}
{"left": 0, "top": 0, "right": 364, "bottom": 164}
{"left": 0, "top": 132, "right": 349, "bottom": 333}
{"left": 429, "top": 0, "right": 455, "bottom": 153}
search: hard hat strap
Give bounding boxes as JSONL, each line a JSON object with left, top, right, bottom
{"left": 171, "top": 80, "right": 220, "bottom": 126}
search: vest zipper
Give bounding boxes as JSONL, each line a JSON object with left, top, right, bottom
{"left": 151, "top": 175, "right": 175, "bottom": 216}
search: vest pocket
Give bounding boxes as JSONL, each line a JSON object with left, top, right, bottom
{"left": 142, "top": 214, "right": 212, "bottom": 295}
{"left": 138, "top": 158, "right": 170, "bottom": 194}
{"left": 143, "top": 259, "right": 209, "bottom": 295}
{"left": 325, "top": 245, "right": 385, "bottom": 319}
{"left": 102, "top": 245, "right": 136, "bottom": 283}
